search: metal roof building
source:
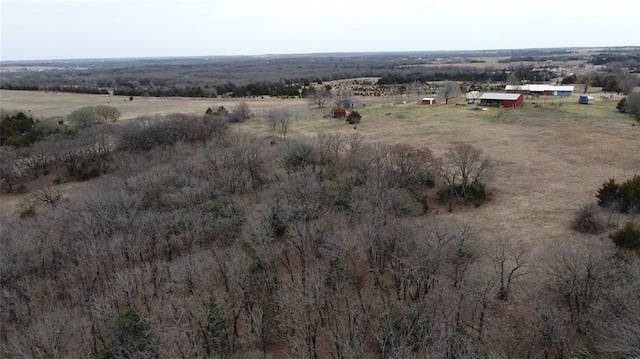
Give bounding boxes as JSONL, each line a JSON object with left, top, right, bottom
{"left": 479, "top": 93, "right": 524, "bottom": 108}
{"left": 505, "top": 84, "right": 574, "bottom": 96}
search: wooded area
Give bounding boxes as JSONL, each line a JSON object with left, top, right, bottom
{"left": 1, "top": 109, "right": 638, "bottom": 358}
{"left": 3, "top": 48, "right": 637, "bottom": 98}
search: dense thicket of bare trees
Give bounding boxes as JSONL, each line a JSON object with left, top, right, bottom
{"left": 1, "top": 113, "right": 638, "bottom": 358}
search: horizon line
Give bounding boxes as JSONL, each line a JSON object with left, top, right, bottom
{"left": 2, "top": 45, "right": 639, "bottom": 64}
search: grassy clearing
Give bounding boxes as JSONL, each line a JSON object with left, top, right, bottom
{"left": 251, "top": 97, "right": 640, "bottom": 247}
{"left": 0, "top": 90, "right": 308, "bottom": 121}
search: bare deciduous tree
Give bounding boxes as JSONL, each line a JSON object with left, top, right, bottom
{"left": 229, "top": 101, "right": 252, "bottom": 123}
{"left": 541, "top": 240, "right": 610, "bottom": 322}
{"left": 316, "top": 132, "right": 347, "bottom": 164}
{"left": 31, "top": 185, "right": 63, "bottom": 207}
{"left": 580, "top": 71, "right": 597, "bottom": 94}
{"left": 488, "top": 237, "right": 530, "bottom": 300}
{"left": 407, "top": 81, "right": 425, "bottom": 103}
{"left": 436, "top": 81, "right": 461, "bottom": 104}
{"left": 310, "top": 86, "right": 331, "bottom": 108}
{"left": 333, "top": 87, "right": 353, "bottom": 109}
{"left": 94, "top": 105, "right": 121, "bottom": 122}
{"left": 67, "top": 106, "right": 100, "bottom": 128}
{"left": 439, "top": 143, "right": 491, "bottom": 201}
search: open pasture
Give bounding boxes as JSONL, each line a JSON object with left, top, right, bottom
{"left": 245, "top": 97, "right": 640, "bottom": 245}
{"left": 0, "top": 89, "right": 307, "bottom": 121}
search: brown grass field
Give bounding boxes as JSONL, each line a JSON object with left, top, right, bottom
{"left": 1, "top": 89, "right": 639, "bottom": 248}
{"left": 0, "top": 89, "right": 306, "bottom": 121}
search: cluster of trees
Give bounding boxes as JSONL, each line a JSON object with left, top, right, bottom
{"left": 223, "top": 82, "right": 302, "bottom": 98}
{"left": 0, "top": 111, "right": 45, "bottom": 147}
{"left": 572, "top": 176, "right": 640, "bottom": 251}
{"left": 1, "top": 124, "right": 112, "bottom": 192}
{"left": 588, "top": 52, "right": 640, "bottom": 68}
{"left": 0, "top": 105, "right": 122, "bottom": 192}
{"left": 377, "top": 71, "right": 509, "bottom": 85}
{"left": 112, "top": 82, "right": 303, "bottom": 99}
{"left": 66, "top": 105, "right": 121, "bottom": 128}
{"left": 1, "top": 108, "right": 638, "bottom": 358}
{"left": 2, "top": 49, "right": 589, "bottom": 99}
{"left": 597, "top": 176, "right": 640, "bottom": 214}
{"left": 616, "top": 93, "right": 640, "bottom": 119}
{"left": 0, "top": 53, "right": 421, "bottom": 98}
{"left": 0, "top": 82, "right": 109, "bottom": 95}
{"left": 581, "top": 69, "right": 639, "bottom": 95}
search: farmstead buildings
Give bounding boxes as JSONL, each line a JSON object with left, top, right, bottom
{"left": 478, "top": 93, "right": 524, "bottom": 108}
{"left": 505, "top": 84, "right": 574, "bottom": 96}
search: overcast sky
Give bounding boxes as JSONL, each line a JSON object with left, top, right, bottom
{"left": 1, "top": 0, "right": 639, "bottom": 61}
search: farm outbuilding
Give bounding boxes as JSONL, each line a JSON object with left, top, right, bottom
{"left": 330, "top": 107, "right": 347, "bottom": 118}
{"left": 478, "top": 93, "right": 523, "bottom": 108}
{"left": 505, "top": 84, "right": 574, "bottom": 96}
{"left": 466, "top": 91, "right": 480, "bottom": 100}
{"left": 550, "top": 86, "right": 574, "bottom": 96}
{"left": 421, "top": 97, "right": 436, "bottom": 105}
{"left": 348, "top": 100, "right": 361, "bottom": 108}
{"left": 578, "top": 94, "right": 594, "bottom": 105}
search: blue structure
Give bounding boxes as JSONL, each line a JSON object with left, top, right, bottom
{"left": 579, "top": 94, "right": 594, "bottom": 104}
{"left": 552, "top": 86, "right": 574, "bottom": 96}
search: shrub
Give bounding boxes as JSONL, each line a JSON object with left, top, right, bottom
{"left": 228, "top": 102, "right": 251, "bottom": 123}
{"left": 67, "top": 106, "right": 100, "bottom": 128}
{"left": 438, "top": 183, "right": 489, "bottom": 205}
{"left": 617, "top": 175, "right": 640, "bottom": 213}
{"left": 0, "top": 111, "right": 45, "bottom": 147}
{"left": 610, "top": 222, "right": 640, "bottom": 251}
{"left": 562, "top": 74, "right": 577, "bottom": 84}
{"left": 596, "top": 176, "right": 640, "bottom": 213}
{"left": 616, "top": 97, "right": 627, "bottom": 113}
{"left": 19, "top": 206, "right": 36, "bottom": 219}
{"left": 283, "top": 139, "right": 318, "bottom": 170}
{"left": 346, "top": 110, "right": 362, "bottom": 125}
{"left": 103, "top": 306, "right": 156, "bottom": 358}
{"left": 596, "top": 178, "right": 619, "bottom": 208}
{"left": 204, "top": 296, "right": 228, "bottom": 357}
{"left": 625, "top": 93, "right": 640, "bottom": 119}
{"left": 77, "top": 165, "right": 100, "bottom": 181}
{"left": 95, "top": 105, "right": 121, "bottom": 122}
{"left": 571, "top": 203, "right": 606, "bottom": 234}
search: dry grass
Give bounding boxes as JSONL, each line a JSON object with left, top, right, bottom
{"left": 0, "top": 89, "right": 308, "bottom": 121}
{"left": 248, "top": 97, "right": 639, "bottom": 246}
{"left": 2, "top": 90, "right": 638, "bottom": 248}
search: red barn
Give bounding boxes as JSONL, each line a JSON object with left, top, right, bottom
{"left": 421, "top": 97, "right": 436, "bottom": 105}
{"left": 478, "top": 93, "right": 523, "bottom": 108}
{"left": 330, "top": 107, "right": 347, "bottom": 118}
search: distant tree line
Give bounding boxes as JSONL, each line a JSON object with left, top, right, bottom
{"left": 588, "top": 52, "right": 640, "bottom": 68}
{"left": 1, "top": 82, "right": 109, "bottom": 95}
{"left": 377, "top": 71, "right": 510, "bottom": 85}
{"left": 2, "top": 49, "right": 638, "bottom": 98}
{"left": 70, "top": 81, "right": 305, "bottom": 99}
